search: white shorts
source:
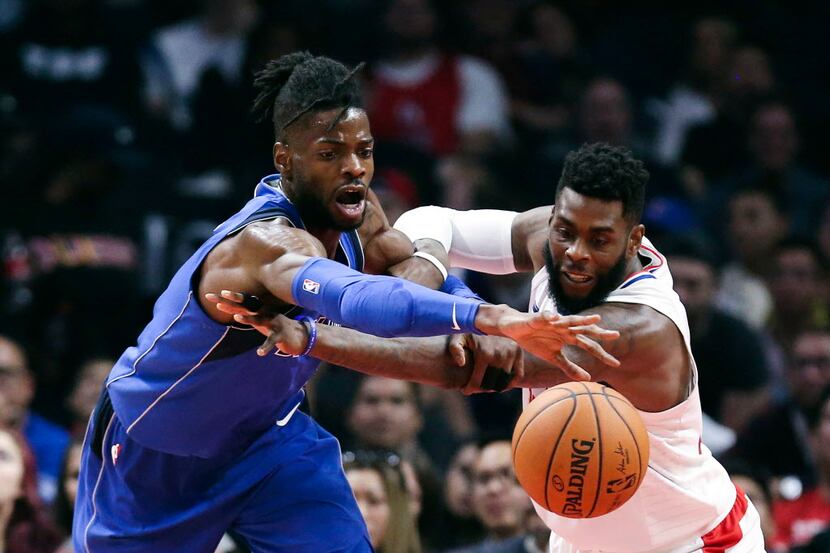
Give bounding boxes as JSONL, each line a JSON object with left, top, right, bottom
{"left": 547, "top": 487, "right": 766, "bottom": 553}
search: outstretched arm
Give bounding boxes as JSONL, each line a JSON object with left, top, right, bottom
{"left": 207, "top": 291, "right": 620, "bottom": 386}
{"left": 393, "top": 205, "right": 552, "bottom": 274}
{"left": 201, "top": 222, "right": 620, "bottom": 369}
{"left": 204, "top": 301, "right": 514, "bottom": 390}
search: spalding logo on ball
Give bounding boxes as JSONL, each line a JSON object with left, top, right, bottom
{"left": 511, "top": 381, "right": 649, "bottom": 518}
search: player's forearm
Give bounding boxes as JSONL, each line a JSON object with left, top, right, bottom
{"left": 289, "top": 257, "right": 493, "bottom": 338}
{"left": 311, "top": 325, "right": 471, "bottom": 389}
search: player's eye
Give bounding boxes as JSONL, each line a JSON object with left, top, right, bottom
{"left": 556, "top": 227, "right": 572, "bottom": 241}
{"left": 318, "top": 151, "right": 336, "bottom": 161}
{"left": 359, "top": 148, "right": 373, "bottom": 159}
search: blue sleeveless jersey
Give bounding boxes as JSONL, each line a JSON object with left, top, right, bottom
{"left": 106, "top": 175, "right": 363, "bottom": 459}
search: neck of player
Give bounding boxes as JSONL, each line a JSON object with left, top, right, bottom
{"left": 310, "top": 226, "right": 343, "bottom": 259}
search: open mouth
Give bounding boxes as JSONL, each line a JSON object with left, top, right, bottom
{"left": 561, "top": 270, "right": 594, "bottom": 286}
{"left": 334, "top": 185, "right": 366, "bottom": 218}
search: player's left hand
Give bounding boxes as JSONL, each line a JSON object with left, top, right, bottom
{"left": 206, "top": 290, "right": 308, "bottom": 356}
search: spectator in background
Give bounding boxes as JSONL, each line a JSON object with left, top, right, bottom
{"left": 682, "top": 43, "right": 777, "bottom": 187}
{"left": 65, "top": 357, "right": 112, "bottom": 438}
{"left": 542, "top": 77, "right": 680, "bottom": 200}
{"left": 426, "top": 442, "right": 485, "bottom": 550}
{"left": 650, "top": 17, "right": 737, "bottom": 167}
{"left": 447, "top": 440, "right": 534, "bottom": 553}
{"left": 0, "top": 428, "right": 62, "bottom": 553}
{"left": 346, "top": 376, "right": 433, "bottom": 476}
{"left": 510, "top": 2, "right": 590, "bottom": 140}
{"left": 578, "top": 78, "right": 636, "bottom": 148}
{"left": 0, "top": 336, "right": 68, "bottom": 504}
{"left": 417, "top": 383, "right": 477, "bottom": 471}
{"left": 730, "top": 328, "right": 830, "bottom": 486}
{"left": 772, "top": 386, "right": 830, "bottom": 552}
{"left": 715, "top": 186, "right": 786, "bottom": 329}
{"left": 139, "top": 0, "right": 265, "bottom": 195}
{"left": 751, "top": 103, "right": 830, "bottom": 236}
{"left": 767, "top": 239, "right": 829, "bottom": 353}
{"left": 343, "top": 450, "right": 422, "bottom": 553}
{"left": 719, "top": 102, "right": 830, "bottom": 237}
{"left": 141, "top": 0, "right": 259, "bottom": 132}
{"left": 367, "top": 0, "right": 511, "bottom": 157}
{"left": 665, "top": 236, "right": 769, "bottom": 433}
{"left": 453, "top": 0, "right": 519, "bottom": 80}
{"left": 52, "top": 439, "right": 83, "bottom": 553}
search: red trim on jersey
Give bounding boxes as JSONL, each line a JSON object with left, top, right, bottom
{"left": 702, "top": 485, "right": 748, "bottom": 552}
{"left": 621, "top": 243, "right": 666, "bottom": 285}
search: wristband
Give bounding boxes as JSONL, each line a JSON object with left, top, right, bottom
{"left": 294, "top": 315, "right": 318, "bottom": 357}
{"left": 440, "top": 274, "right": 484, "bottom": 302}
{"left": 412, "top": 250, "right": 448, "bottom": 281}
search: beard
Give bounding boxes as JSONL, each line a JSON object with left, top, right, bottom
{"left": 544, "top": 241, "right": 629, "bottom": 315}
{"left": 290, "top": 184, "right": 365, "bottom": 232}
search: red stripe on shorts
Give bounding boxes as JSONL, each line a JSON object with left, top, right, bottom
{"left": 701, "top": 484, "right": 748, "bottom": 552}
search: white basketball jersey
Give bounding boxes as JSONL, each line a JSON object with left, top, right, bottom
{"left": 525, "top": 238, "right": 738, "bottom": 553}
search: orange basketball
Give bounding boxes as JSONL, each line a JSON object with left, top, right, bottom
{"left": 511, "top": 381, "right": 649, "bottom": 519}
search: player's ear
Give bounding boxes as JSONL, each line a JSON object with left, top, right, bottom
{"left": 274, "top": 142, "right": 291, "bottom": 177}
{"left": 628, "top": 224, "right": 645, "bottom": 257}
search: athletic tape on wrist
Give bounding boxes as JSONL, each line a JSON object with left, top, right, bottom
{"left": 412, "top": 250, "right": 448, "bottom": 281}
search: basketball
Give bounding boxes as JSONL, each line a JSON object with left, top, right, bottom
{"left": 511, "top": 381, "right": 649, "bottom": 519}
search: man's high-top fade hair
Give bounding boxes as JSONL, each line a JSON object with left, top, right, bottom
{"left": 555, "top": 143, "right": 649, "bottom": 225}
{"left": 251, "top": 51, "right": 364, "bottom": 140}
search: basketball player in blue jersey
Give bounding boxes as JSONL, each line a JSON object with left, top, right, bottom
{"left": 74, "top": 53, "right": 618, "bottom": 552}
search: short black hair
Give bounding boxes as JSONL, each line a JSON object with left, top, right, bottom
{"left": 251, "top": 51, "right": 364, "bottom": 140}
{"left": 556, "top": 143, "right": 649, "bottom": 224}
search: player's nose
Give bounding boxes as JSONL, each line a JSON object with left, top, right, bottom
{"left": 565, "top": 238, "right": 590, "bottom": 263}
{"left": 341, "top": 153, "right": 366, "bottom": 180}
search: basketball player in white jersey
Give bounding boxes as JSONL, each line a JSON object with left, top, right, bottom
{"left": 391, "top": 143, "right": 766, "bottom": 553}
{"left": 212, "top": 143, "right": 764, "bottom": 552}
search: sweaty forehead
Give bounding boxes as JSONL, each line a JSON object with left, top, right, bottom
{"left": 291, "top": 107, "right": 371, "bottom": 144}
{"left": 554, "top": 187, "right": 625, "bottom": 228}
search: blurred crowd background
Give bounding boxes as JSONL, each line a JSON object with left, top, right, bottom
{"left": 0, "top": 0, "right": 828, "bottom": 551}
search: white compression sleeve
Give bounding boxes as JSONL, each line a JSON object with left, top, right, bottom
{"left": 394, "top": 206, "right": 519, "bottom": 274}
